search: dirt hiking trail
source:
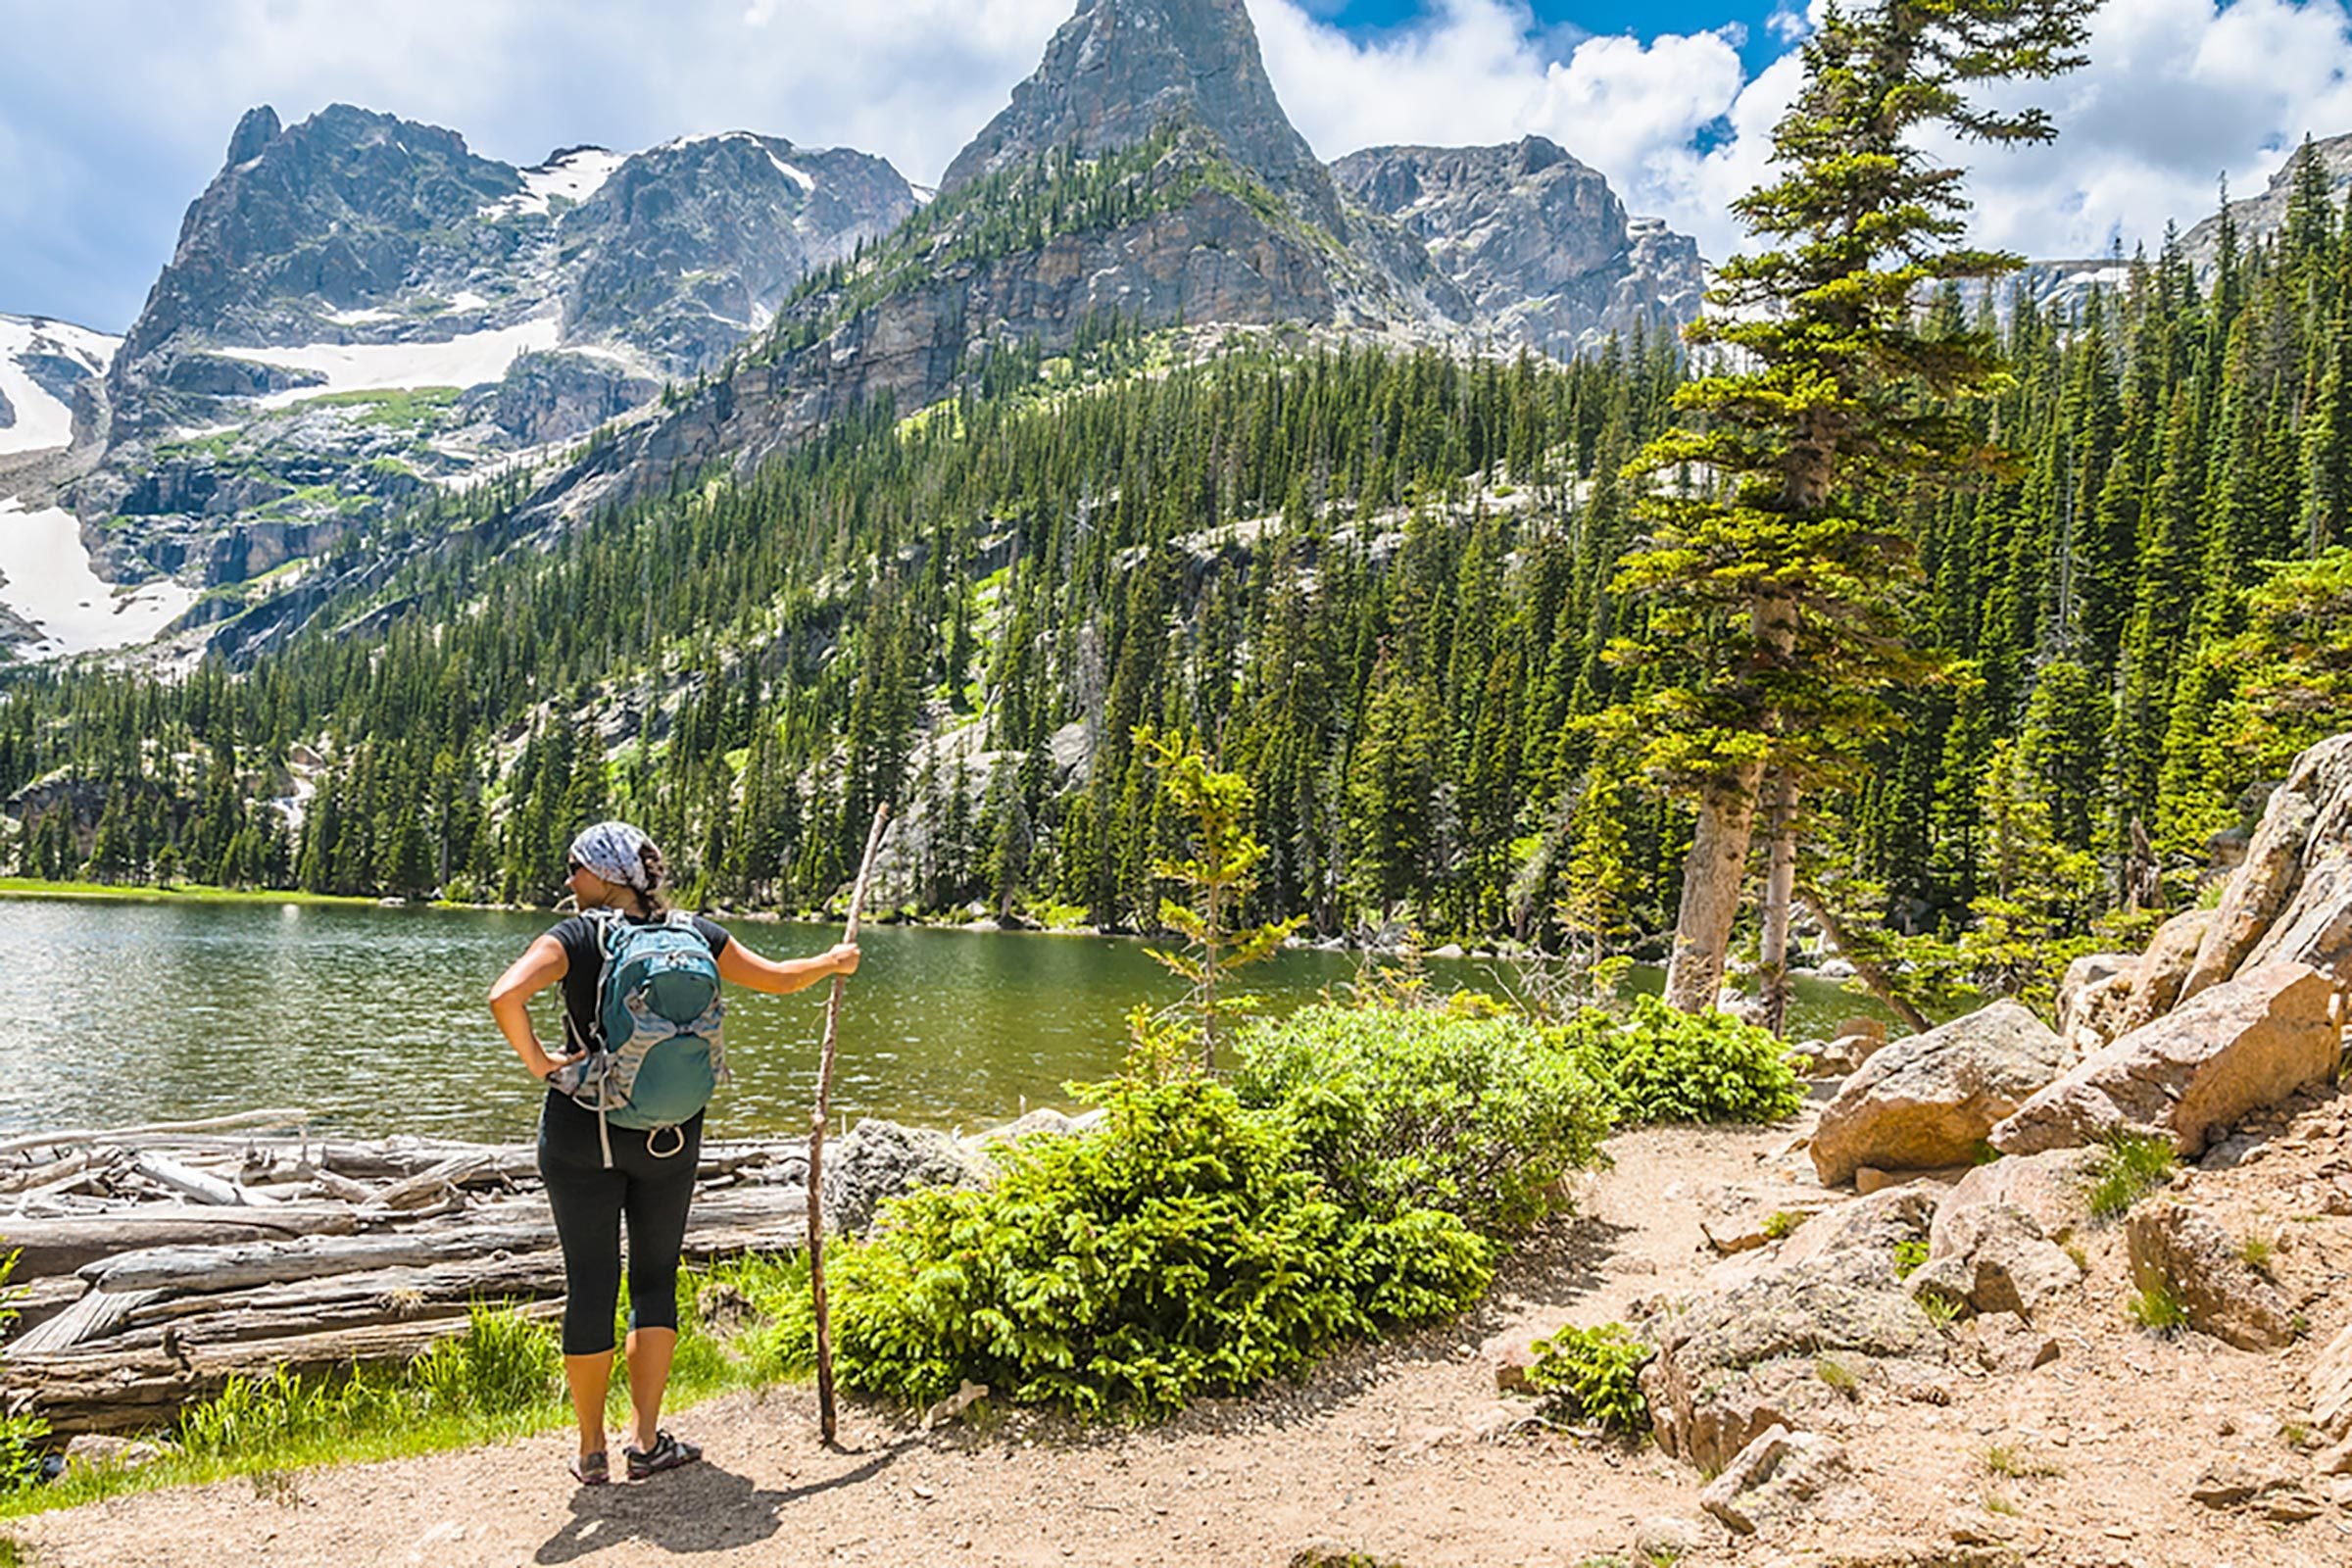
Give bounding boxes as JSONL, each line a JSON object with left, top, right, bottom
{"left": 14, "top": 1103, "right": 2352, "bottom": 1568}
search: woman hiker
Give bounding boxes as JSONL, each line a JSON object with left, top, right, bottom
{"left": 488, "top": 820, "right": 858, "bottom": 1485}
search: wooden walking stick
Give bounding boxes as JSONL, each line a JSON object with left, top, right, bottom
{"left": 808, "top": 802, "right": 889, "bottom": 1445}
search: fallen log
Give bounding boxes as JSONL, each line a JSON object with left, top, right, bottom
{"left": 1, "top": 1203, "right": 363, "bottom": 1280}
{"left": 130, "top": 1152, "right": 275, "bottom": 1207}
{"left": 83, "top": 1224, "right": 554, "bottom": 1295}
{"left": 6, "top": 1288, "right": 165, "bottom": 1357}
{"left": 5, "top": 1301, "right": 568, "bottom": 1438}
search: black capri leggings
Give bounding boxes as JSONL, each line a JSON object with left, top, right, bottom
{"left": 536, "top": 1093, "right": 704, "bottom": 1356}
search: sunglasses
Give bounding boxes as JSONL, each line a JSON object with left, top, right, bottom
{"left": 565, "top": 859, "right": 587, "bottom": 877}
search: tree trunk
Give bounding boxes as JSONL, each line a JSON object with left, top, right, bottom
{"left": 1663, "top": 762, "right": 1766, "bottom": 1012}
{"left": 1757, "top": 769, "right": 1800, "bottom": 1037}
{"left": 1794, "top": 882, "right": 1933, "bottom": 1035}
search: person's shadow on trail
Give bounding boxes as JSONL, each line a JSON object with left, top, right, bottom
{"left": 534, "top": 1443, "right": 909, "bottom": 1562}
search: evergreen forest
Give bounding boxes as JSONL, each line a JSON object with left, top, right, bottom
{"left": 7, "top": 145, "right": 2352, "bottom": 1007}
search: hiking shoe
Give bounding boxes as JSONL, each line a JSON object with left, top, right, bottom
{"left": 568, "top": 1449, "right": 610, "bottom": 1487}
{"left": 624, "top": 1430, "right": 701, "bottom": 1480}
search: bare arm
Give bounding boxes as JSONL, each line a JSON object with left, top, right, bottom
{"left": 716, "top": 938, "right": 859, "bottom": 996}
{"left": 488, "top": 934, "right": 578, "bottom": 1081}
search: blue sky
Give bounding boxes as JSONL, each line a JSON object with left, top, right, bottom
{"left": 1, "top": 0, "right": 2348, "bottom": 335}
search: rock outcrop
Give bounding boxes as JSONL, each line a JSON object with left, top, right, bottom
{"left": 2180, "top": 734, "right": 2352, "bottom": 1001}
{"left": 2126, "top": 1200, "right": 2295, "bottom": 1350}
{"left": 1331, "top": 136, "right": 1705, "bottom": 357}
{"left": 1992, "top": 961, "right": 2337, "bottom": 1156}
{"left": 1641, "top": 1190, "right": 1944, "bottom": 1470}
{"left": 1906, "top": 1201, "right": 2082, "bottom": 1319}
{"left": 1809, "top": 1002, "right": 2067, "bottom": 1186}
{"left": 1699, "top": 1424, "right": 1866, "bottom": 1537}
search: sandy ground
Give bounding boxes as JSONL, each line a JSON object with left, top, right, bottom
{"left": 12, "top": 1105, "right": 2352, "bottom": 1568}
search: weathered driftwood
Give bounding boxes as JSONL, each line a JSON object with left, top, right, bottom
{"left": 9, "top": 1302, "right": 569, "bottom": 1437}
{"left": 1, "top": 1203, "right": 364, "bottom": 1279}
{"left": 0, "top": 1109, "right": 311, "bottom": 1158}
{"left": 83, "top": 1224, "right": 557, "bottom": 1295}
{"left": 7, "top": 1288, "right": 165, "bottom": 1357}
{"left": 0, "top": 1122, "right": 831, "bottom": 1438}
{"left": 130, "top": 1152, "right": 274, "bottom": 1207}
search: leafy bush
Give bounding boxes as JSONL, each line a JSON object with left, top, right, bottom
{"left": 762, "top": 1071, "right": 1494, "bottom": 1417}
{"left": 1527, "top": 1322, "right": 1651, "bottom": 1436}
{"left": 1554, "top": 995, "right": 1804, "bottom": 1124}
{"left": 2085, "top": 1132, "right": 2177, "bottom": 1222}
{"left": 1234, "top": 1004, "right": 1612, "bottom": 1236}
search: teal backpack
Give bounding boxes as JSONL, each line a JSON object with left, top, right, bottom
{"left": 562, "top": 910, "right": 728, "bottom": 1162}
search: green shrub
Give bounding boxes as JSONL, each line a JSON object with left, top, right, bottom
{"left": 2085, "top": 1132, "right": 2177, "bottom": 1221}
{"left": 1234, "top": 1004, "right": 1612, "bottom": 1236}
{"left": 1526, "top": 1322, "right": 1651, "bottom": 1436}
{"left": 764, "top": 1071, "right": 1494, "bottom": 1417}
{"left": 1891, "top": 1238, "right": 1931, "bottom": 1280}
{"left": 1554, "top": 996, "right": 1804, "bottom": 1124}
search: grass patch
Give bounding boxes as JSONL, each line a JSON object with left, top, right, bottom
{"left": 288, "top": 386, "right": 463, "bottom": 427}
{"left": 1761, "top": 1208, "right": 1807, "bottom": 1242}
{"left": 0, "top": 1266, "right": 791, "bottom": 1520}
{"left": 2085, "top": 1132, "right": 2177, "bottom": 1222}
{"left": 1981, "top": 1491, "right": 2021, "bottom": 1517}
{"left": 0, "top": 878, "right": 380, "bottom": 908}
{"left": 1891, "top": 1237, "right": 1931, "bottom": 1279}
{"left": 1814, "top": 1356, "right": 1860, "bottom": 1399}
{"left": 1984, "top": 1444, "right": 2060, "bottom": 1479}
{"left": 2127, "top": 1279, "right": 2188, "bottom": 1336}
{"left": 1917, "top": 1291, "right": 1963, "bottom": 1327}
{"left": 2238, "top": 1234, "right": 2275, "bottom": 1276}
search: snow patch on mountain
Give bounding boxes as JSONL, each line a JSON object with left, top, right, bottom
{"left": 478, "top": 146, "right": 625, "bottom": 219}
{"left": 766, "top": 153, "right": 815, "bottom": 192}
{"left": 0, "top": 316, "right": 118, "bottom": 456}
{"left": 0, "top": 498, "right": 196, "bottom": 658}
{"left": 221, "top": 318, "right": 564, "bottom": 408}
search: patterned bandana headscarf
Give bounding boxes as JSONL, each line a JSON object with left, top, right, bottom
{"left": 568, "top": 821, "right": 654, "bottom": 891}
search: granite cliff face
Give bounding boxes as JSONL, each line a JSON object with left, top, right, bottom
{"left": 54, "top": 104, "right": 915, "bottom": 626}
{"left": 1333, "top": 136, "right": 1705, "bottom": 355}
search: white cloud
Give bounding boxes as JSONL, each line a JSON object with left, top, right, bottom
{"left": 1256, "top": 0, "right": 2352, "bottom": 265}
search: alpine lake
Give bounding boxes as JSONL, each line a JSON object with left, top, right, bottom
{"left": 0, "top": 896, "right": 1895, "bottom": 1143}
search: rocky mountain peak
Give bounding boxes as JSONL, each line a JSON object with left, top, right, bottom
{"left": 2181, "top": 132, "right": 2352, "bottom": 273}
{"left": 224, "top": 105, "right": 281, "bottom": 168}
{"left": 942, "top": 0, "right": 1338, "bottom": 226}
{"left": 1333, "top": 135, "right": 1703, "bottom": 357}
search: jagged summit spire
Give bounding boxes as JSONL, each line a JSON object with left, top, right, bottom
{"left": 225, "top": 106, "right": 281, "bottom": 167}
{"left": 941, "top": 0, "right": 1335, "bottom": 221}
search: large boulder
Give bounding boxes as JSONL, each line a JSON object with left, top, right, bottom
{"left": 2180, "top": 734, "right": 2352, "bottom": 1002}
{"left": 2127, "top": 1200, "right": 2295, "bottom": 1350}
{"left": 1641, "top": 1190, "right": 1944, "bottom": 1470}
{"left": 2309, "top": 1321, "right": 2352, "bottom": 1441}
{"left": 1810, "top": 1002, "right": 2068, "bottom": 1187}
{"left": 1930, "top": 1148, "right": 2098, "bottom": 1253}
{"left": 1700, "top": 1424, "right": 1865, "bottom": 1537}
{"left": 1991, "top": 962, "right": 2339, "bottom": 1157}
{"left": 2113, "top": 909, "right": 2215, "bottom": 1035}
{"left": 1907, "top": 1201, "right": 2082, "bottom": 1319}
{"left": 822, "top": 1118, "right": 992, "bottom": 1233}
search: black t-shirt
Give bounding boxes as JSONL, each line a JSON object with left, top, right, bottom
{"left": 548, "top": 911, "right": 731, "bottom": 1054}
